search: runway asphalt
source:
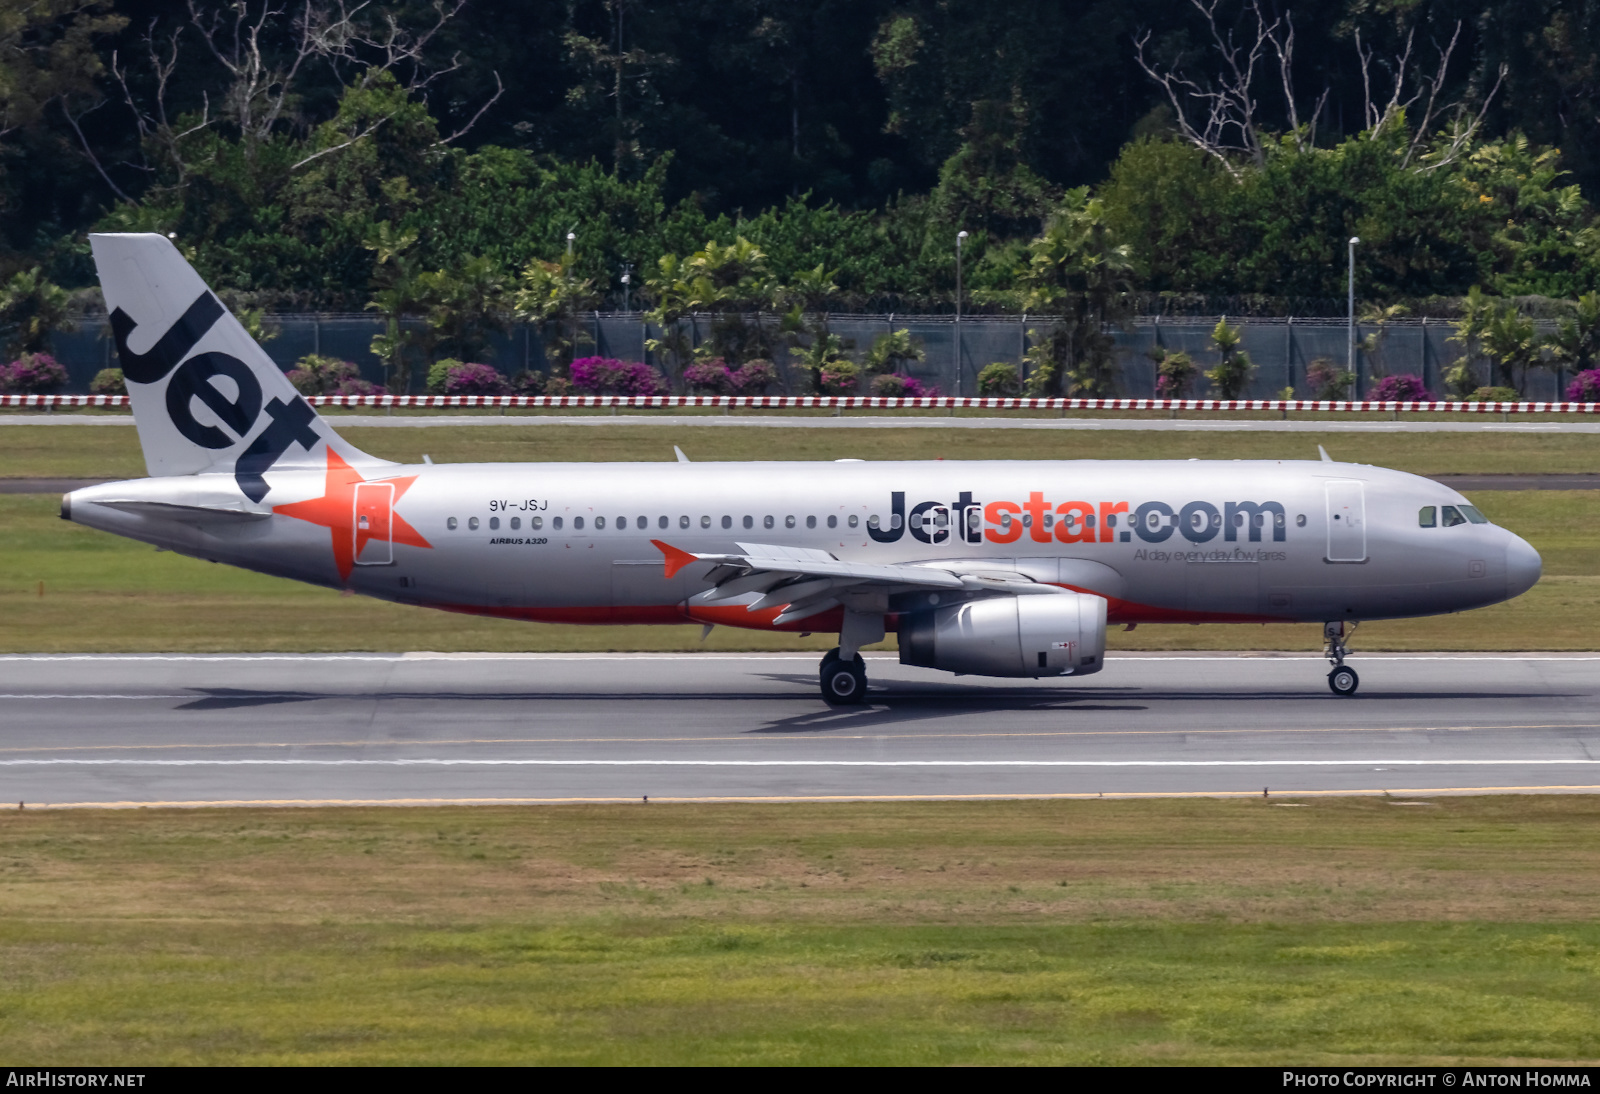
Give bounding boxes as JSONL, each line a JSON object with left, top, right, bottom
{"left": 3, "top": 652, "right": 1598, "bottom": 807}
{"left": 5, "top": 412, "right": 1600, "bottom": 432}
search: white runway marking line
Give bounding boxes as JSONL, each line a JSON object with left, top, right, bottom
{"left": 3, "top": 722, "right": 1595, "bottom": 754}
{"left": 1, "top": 758, "right": 1597, "bottom": 767}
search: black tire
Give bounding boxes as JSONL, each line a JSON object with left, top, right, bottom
{"left": 821, "top": 659, "right": 868, "bottom": 705}
{"left": 821, "top": 647, "right": 842, "bottom": 668}
{"left": 1328, "top": 666, "right": 1359, "bottom": 696}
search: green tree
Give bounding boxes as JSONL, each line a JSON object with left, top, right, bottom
{"left": 0, "top": 266, "right": 72, "bottom": 357}
{"left": 1548, "top": 292, "right": 1600, "bottom": 377}
{"left": 516, "top": 254, "right": 600, "bottom": 373}
{"left": 1479, "top": 301, "right": 1544, "bottom": 395}
{"left": 1446, "top": 286, "right": 1498, "bottom": 398}
{"left": 364, "top": 223, "right": 429, "bottom": 394}
{"left": 862, "top": 328, "right": 923, "bottom": 375}
{"left": 1018, "top": 189, "right": 1132, "bottom": 397}
{"left": 1204, "top": 319, "right": 1254, "bottom": 399}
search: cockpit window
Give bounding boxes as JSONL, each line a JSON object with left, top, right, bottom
{"left": 1441, "top": 505, "right": 1467, "bottom": 528}
{"left": 1418, "top": 506, "right": 1437, "bottom": 528}
{"left": 1458, "top": 504, "right": 1489, "bottom": 524}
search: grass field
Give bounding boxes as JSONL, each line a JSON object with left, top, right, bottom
{"left": 3, "top": 797, "right": 1599, "bottom": 1064}
{"left": 4, "top": 420, "right": 1600, "bottom": 477}
{"left": 0, "top": 423, "right": 1594, "bottom": 651}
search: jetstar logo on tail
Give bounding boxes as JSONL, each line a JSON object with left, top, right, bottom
{"left": 273, "top": 451, "right": 432, "bottom": 580}
{"left": 111, "top": 291, "right": 320, "bottom": 502}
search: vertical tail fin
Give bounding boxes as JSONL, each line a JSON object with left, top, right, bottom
{"left": 89, "top": 233, "right": 387, "bottom": 500}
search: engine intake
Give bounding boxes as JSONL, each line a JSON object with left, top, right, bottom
{"left": 898, "top": 593, "right": 1107, "bottom": 678}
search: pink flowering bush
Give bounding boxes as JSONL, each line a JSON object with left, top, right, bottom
{"left": 1372, "top": 373, "right": 1429, "bottom": 401}
{"left": 683, "top": 358, "right": 736, "bottom": 395}
{"left": 731, "top": 359, "right": 777, "bottom": 395}
{"left": 818, "top": 360, "right": 860, "bottom": 395}
{"left": 287, "top": 355, "right": 380, "bottom": 396}
{"left": 0, "top": 352, "right": 68, "bottom": 394}
{"left": 1566, "top": 368, "right": 1600, "bottom": 402}
{"left": 870, "top": 373, "right": 938, "bottom": 398}
{"left": 683, "top": 358, "right": 778, "bottom": 396}
{"left": 442, "top": 361, "right": 510, "bottom": 396}
{"left": 569, "top": 356, "right": 667, "bottom": 396}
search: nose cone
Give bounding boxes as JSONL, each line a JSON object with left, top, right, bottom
{"left": 1505, "top": 534, "right": 1542, "bottom": 599}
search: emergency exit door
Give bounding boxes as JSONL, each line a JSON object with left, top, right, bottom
{"left": 353, "top": 481, "right": 395, "bottom": 565}
{"left": 1324, "top": 480, "right": 1366, "bottom": 562}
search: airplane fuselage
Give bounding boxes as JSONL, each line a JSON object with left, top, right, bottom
{"left": 65, "top": 458, "right": 1541, "bottom": 632}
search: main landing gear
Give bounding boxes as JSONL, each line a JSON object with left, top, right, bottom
{"left": 1324, "top": 621, "right": 1359, "bottom": 696}
{"left": 820, "top": 647, "right": 868, "bottom": 706}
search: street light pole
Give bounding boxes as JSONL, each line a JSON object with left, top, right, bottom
{"left": 955, "top": 230, "right": 968, "bottom": 397}
{"left": 567, "top": 231, "right": 576, "bottom": 258}
{"left": 1347, "top": 235, "right": 1361, "bottom": 396}
{"left": 620, "top": 266, "right": 632, "bottom": 312}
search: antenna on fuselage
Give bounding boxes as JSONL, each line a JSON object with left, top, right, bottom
{"left": 674, "top": 446, "right": 690, "bottom": 463}
{"left": 1318, "top": 445, "right": 1333, "bottom": 463}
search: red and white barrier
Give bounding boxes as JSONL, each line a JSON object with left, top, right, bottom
{"left": 5, "top": 392, "right": 1599, "bottom": 414}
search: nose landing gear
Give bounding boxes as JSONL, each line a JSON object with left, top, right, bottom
{"left": 819, "top": 647, "right": 868, "bottom": 705}
{"left": 1324, "top": 621, "right": 1359, "bottom": 696}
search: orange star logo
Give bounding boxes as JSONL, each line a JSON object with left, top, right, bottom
{"left": 273, "top": 450, "right": 432, "bottom": 580}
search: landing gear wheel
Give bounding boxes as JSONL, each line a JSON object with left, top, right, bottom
{"left": 1328, "top": 666, "right": 1359, "bottom": 696}
{"left": 820, "top": 653, "right": 867, "bottom": 706}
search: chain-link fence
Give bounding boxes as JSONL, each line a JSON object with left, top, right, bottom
{"left": 43, "top": 313, "right": 1575, "bottom": 401}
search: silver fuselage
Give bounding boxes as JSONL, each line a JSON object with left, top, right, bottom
{"left": 64, "top": 458, "right": 1541, "bottom": 632}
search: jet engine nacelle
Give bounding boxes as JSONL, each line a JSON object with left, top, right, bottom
{"left": 898, "top": 592, "right": 1107, "bottom": 678}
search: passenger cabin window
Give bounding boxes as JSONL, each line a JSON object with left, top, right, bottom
{"left": 678, "top": 515, "right": 689, "bottom": 529}
{"left": 806, "top": 516, "right": 816, "bottom": 529}
{"left": 659, "top": 516, "right": 668, "bottom": 529}
{"left": 1441, "top": 505, "right": 1467, "bottom": 528}
{"left": 489, "top": 517, "right": 499, "bottom": 530}
{"left": 721, "top": 515, "right": 732, "bottom": 529}
{"left": 637, "top": 515, "right": 646, "bottom": 528}
{"left": 614, "top": 516, "right": 625, "bottom": 529}
{"left": 468, "top": 517, "right": 480, "bottom": 530}
{"left": 573, "top": 516, "right": 584, "bottom": 530}
{"left": 743, "top": 515, "right": 753, "bottom": 529}
{"left": 785, "top": 515, "right": 795, "bottom": 528}
{"left": 1419, "top": 506, "right": 1437, "bottom": 527}
{"left": 701, "top": 515, "right": 711, "bottom": 529}
{"left": 867, "top": 515, "right": 881, "bottom": 529}
{"left": 847, "top": 515, "right": 858, "bottom": 528}
{"left": 1459, "top": 504, "right": 1489, "bottom": 524}
{"left": 510, "top": 517, "right": 520, "bottom": 530}
{"left": 594, "top": 516, "right": 605, "bottom": 529}
{"left": 827, "top": 515, "right": 837, "bottom": 528}
{"left": 552, "top": 516, "right": 563, "bottom": 529}
{"left": 765, "top": 515, "right": 775, "bottom": 529}
{"left": 447, "top": 517, "right": 458, "bottom": 530}
{"left": 531, "top": 516, "right": 543, "bottom": 529}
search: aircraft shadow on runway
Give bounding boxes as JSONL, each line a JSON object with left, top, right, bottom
{"left": 171, "top": 683, "right": 1571, "bottom": 716}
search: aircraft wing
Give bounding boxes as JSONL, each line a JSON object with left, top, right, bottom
{"left": 651, "top": 539, "right": 1061, "bottom": 625}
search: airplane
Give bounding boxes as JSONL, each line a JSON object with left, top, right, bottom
{"left": 60, "top": 233, "right": 1543, "bottom": 704}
